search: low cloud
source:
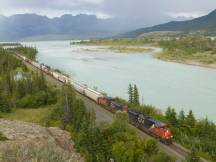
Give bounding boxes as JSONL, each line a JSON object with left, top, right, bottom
{"left": 0, "top": 0, "right": 216, "bottom": 27}
{"left": 167, "top": 12, "right": 207, "bottom": 19}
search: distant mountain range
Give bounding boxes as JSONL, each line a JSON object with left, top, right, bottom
{"left": 0, "top": 14, "right": 131, "bottom": 41}
{"left": 123, "top": 9, "right": 216, "bottom": 37}
{"left": 1, "top": 9, "right": 216, "bottom": 41}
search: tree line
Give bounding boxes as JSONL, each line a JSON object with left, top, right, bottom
{"left": 10, "top": 46, "right": 38, "bottom": 60}
{"left": 0, "top": 47, "right": 57, "bottom": 113}
{"left": 48, "top": 84, "right": 174, "bottom": 162}
{"left": 127, "top": 85, "right": 216, "bottom": 161}
{"left": 0, "top": 47, "right": 174, "bottom": 162}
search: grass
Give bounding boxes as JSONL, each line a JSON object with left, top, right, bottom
{"left": 106, "top": 46, "right": 153, "bottom": 53}
{"left": 0, "top": 141, "right": 74, "bottom": 162}
{"left": 155, "top": 50, "right": 216, "bottom": 66}
{"left": 0, "top": 132, "right": 8, "bottom": 141}
{"left": 81, "top": 46, "right": 153, "bottom": 54}
{"left": 0, "top": 106, "right": 53, "bottom": 126}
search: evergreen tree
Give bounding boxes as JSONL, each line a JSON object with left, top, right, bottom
{"left": 128, "top": 84, "right": 133, "bottom": 104}
{"left": 133, "top": 84, "right": 140, "bottom": 106}
{"left": 165, "top": 107, "right": 178, "bottom": 126}
{"left": 178, "top": 110, "right": 185, "bottom": 126}
{"left": 185, "top": 110, "right": 196, "bottom": 128}
{"left": 62, "top": 84, "right": 75, "bottom": 129}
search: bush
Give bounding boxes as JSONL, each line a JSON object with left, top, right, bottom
{"left": 0, "top": 132, "right": 8, "bottom": 141}
{"left": 150, "top": 152, "right": 175, "bottom": 162}
{"left": 16, "top": 91, "right": 47, "bottom": 108}
{"left": 0, "top": 94, "right": 11, "bottom": 113}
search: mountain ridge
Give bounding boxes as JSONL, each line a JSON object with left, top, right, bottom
{"left": 123, "top": 9, "right": 216, "bottom": 37}
{"left": 0, "top": 14, "right": 127, "bottom": 41}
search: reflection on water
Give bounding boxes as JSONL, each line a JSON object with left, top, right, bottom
{"left": 22, "top": 41, "right": 216, "bottom": 122}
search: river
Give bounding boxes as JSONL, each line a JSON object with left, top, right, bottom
{"left": 22, "top": 40, "right": 216, "bottom": 122}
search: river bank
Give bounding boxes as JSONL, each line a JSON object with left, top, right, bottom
{"left": 155, "top": 52, "right": 216, "bottom": 69}
{"left": 23, "top": 41, "right": 216, "bottom": 123}
{"left": 81, "top": 44, "right": 216, "bottom": 69}
{"left": 77, "top": 45, "right": 153, "bottom": 54}
{"left": 159, "top": 58, "right": 216, "bottom": 69}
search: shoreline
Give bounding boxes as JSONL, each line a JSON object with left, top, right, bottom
{"left": 158, "top": 58, "right": 216, "bottom": 69}
{"left": 77, "top": 45, "right": 154, "bottom": 54}
{"left": 78, "top": 44, "right": 216, "bottom": 69}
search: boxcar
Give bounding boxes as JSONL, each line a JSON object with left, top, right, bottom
{"left": 84, "top": 88, "right": 104, "bottom": 102}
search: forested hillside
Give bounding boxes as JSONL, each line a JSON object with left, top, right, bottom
{"left": 0, "top": 47, "right": 57, "bottom": 113}
{"left": 123, "top": 9, "right": 216, "bottom": 37}
{"left": 123, "top": 85, "right": 216, "bottom": 161}
{"left": 0, "top": 46, "right": 174, "bottom": 162}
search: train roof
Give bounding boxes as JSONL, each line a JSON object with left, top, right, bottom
{"left": 128, "top": 109, "right": 140, "bottom": 116}
{"left": 146, "top": 117, "right": 167, "bottom": 127}
{"left": 128, "top": 109, "right": 167, "bottom": 127}
{"left": 87, "top": 88, "right": 103, "bottom": 96}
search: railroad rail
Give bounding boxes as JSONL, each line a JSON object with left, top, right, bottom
{"left": 12, "top": 52, "right": 210, "bottom": 162}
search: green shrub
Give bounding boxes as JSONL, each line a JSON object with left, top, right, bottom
{"left": 0, "top": 132, "right": 8, "bottom": 141}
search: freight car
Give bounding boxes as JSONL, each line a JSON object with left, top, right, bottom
{"left": 17, "top": 53, "right": 173, "bottom": 145}
{"left": 73, "top": 82, "right": 86, "bottom": 94}
{"left": 84, "top": 88, "right": 104, "bottom": 102}
{"left": 98, "top": 97, "right": 128, "bottom": 113}
{"left": 128, "top": 109, "right": 173, "bottom": 144}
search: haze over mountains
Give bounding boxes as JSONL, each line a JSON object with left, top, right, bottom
{"left": 0, "top": 9, "right": 216, "bottom": 41}
{"left": 124, "top": 9, "right": 216, "bottom": 37}
{"left": 0, "top": 14, "right": 133, "bottom": 41}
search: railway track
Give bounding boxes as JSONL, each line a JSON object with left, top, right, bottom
{"left": 13, "top": 52, "right": 210, "bottom": 162}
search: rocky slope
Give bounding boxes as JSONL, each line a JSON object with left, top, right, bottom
{"left": 0, "top": 119, "right": 84, "bottom": 162}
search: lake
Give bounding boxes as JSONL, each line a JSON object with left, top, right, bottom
{"left": 22, "top": 41, "right": 216, "bottom": 122}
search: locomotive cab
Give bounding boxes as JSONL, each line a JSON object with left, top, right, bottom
{"left": 149, "top": 123, "right": 173, "bottom": 144}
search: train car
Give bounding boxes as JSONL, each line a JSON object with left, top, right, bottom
{"left": 69, "top": 78, "right": 74, "bottom": 85}
{"left": 84, "top": 88, "right": 104, "bottom": 102}
{"left": 64, "top": 76, "right": 71, "bottom": 83}
{"left": 110, "top": 101, "right": 128, "bottom": 112}
{"left": 98, "top": 96, "right": 113, "bottom": 107}
{"left": 18, "top": 54, "right": 27, "bottom": 61}
{"left": 128, "top": 109, "right": 173, "bottom": 144}
{"left": 52, "top": 71, "right": 60, "bottom": 79}
{"left": 32, "top": 61, "right": 41, "bottom": 69}
{"left": 25, "top": 58, "right": 32, "bottom": 65}
{"left": 74, "top": 82, "right": 86, "bottom": 94}
{"left": 58, "top": 75, "right": 67, "bottom": 83}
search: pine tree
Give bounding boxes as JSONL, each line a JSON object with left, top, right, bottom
{"left": 178, "top": 110, "right": 185, "bottom": 126}
{"left": 58, "top": 84, "right": 76, "bottom": 129}
{"left": 185, "top": 110, "right": 196, "bottom": 128}
{"left": 128, "top": 84, "right": 133, "bottom": 104}
{"left": 165, "top": 107, "right": 178, "bottom": 126}
{"left": 133, "top": 84, "right": 140, "bottom": 106}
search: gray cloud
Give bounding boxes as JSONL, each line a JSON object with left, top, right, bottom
{"left": 0, "top": 0, "right": 216, "bottom": 27}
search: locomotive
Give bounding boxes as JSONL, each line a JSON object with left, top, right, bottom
{"left": 128, "top": 109, "right": 173, "bottom": 144}
{"left": 17, "top": 53, "right": 173, "bottom": 144}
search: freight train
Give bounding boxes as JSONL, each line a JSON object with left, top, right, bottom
{"left": 16, "top": 53, "right": 173, "bottom": 144}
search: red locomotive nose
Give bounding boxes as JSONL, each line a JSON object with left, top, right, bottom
{"left": 164, "top": 129, "right": 173, "bottom": 139}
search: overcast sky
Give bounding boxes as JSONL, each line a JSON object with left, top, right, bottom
{"left": 0, "top": 0, "right": 216, "bottom": 27}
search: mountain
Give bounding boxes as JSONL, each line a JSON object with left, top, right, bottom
{"left": 0, "top": 14, "right": 129, "bottom": 41}
{"left": 123, "top": 9, "right": 216, "bottom": 37}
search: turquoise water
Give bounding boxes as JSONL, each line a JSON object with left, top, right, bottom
{"left": 23, "top": 41, "right": 216, "bottom": 122}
